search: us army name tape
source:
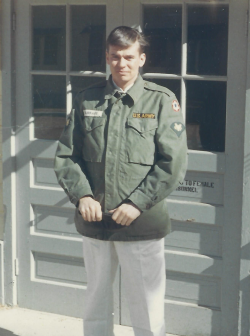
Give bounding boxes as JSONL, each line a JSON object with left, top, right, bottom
{"left": 83, "top": 110, "right": 103, "bottom": 117}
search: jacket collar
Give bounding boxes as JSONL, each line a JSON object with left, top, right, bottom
{"left": 104, "top": 74, "right": 145, "bottom": 105}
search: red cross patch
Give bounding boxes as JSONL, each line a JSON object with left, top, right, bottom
{"left": 172, "top": 100, "right": 180, "bottom": 112}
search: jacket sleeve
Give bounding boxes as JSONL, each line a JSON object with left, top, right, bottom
{"left": 54, "top": 95, "right": 93, "bottom": 206}
{"left": 128, "top": 94, "right": 188, "bottom": 212}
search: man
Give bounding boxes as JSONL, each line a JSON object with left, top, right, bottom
{"left": 54, "top": 26, "right": 187, "bottom": 336}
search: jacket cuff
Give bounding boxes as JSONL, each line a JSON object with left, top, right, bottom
{"left": 128, "top": 189, "right": 154, "bottom": 212}
{"left": 67, "top": 184, "right": 94, "bottom": 207}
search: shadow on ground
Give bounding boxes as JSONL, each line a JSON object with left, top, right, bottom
{"left": 0, "top": 328, "right": 18, "bottom": 336}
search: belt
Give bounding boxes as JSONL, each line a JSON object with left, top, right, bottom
{"left": 102, "top": 212, "right": 114, "bottom": 221}
{"left": 78, "top": 210, "right": 117, "bottom": 223}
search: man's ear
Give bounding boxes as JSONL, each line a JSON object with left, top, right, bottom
{"left": 139, "top": 53, "right": 146, "bottom": 67}
{"left": 106, "top": 51, "right": 110, "bottom": 65}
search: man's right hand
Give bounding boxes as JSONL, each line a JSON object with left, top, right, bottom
{"left": 78, "top": 197, "right": 102, "bottom": 222}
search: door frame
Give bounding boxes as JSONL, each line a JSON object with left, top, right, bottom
{"left": 1, "top": 0, "right": 250, "bottom": 334}
{"left": 2, "top": 0, "right": 18, "bottom": 307}
{"left": 238, "top": 1, "right": 250, "bottom": 334}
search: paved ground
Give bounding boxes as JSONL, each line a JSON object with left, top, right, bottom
{"left": 0, "top": 306, "right": 176, "bottom": 336}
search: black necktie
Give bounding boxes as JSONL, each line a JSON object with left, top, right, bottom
{"left": 114, "top": 91, "right": 126, "bottom": 99}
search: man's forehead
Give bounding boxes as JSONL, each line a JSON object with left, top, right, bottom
{"left": 108, "top": 42, "right": 141, "bottom": 54}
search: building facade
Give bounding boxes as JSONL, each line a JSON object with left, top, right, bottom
{"left": 1, "top": 1, "right": 250, "bottom": 335}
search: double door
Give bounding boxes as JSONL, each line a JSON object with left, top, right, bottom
{"left": 15, "top": 1, "right": 248, "bottom": 335}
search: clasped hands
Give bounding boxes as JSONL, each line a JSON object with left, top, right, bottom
{"left": 78, "top": 196, "right": 141, "bottom": 226}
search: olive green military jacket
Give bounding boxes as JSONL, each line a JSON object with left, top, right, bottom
{"left": 54, "top": 74, "right": 187, "bottom": 241}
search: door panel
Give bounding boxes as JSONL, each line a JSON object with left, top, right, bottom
{"left": 16, "top": 0, "right": 121, "bottom": 319}
{"left": 121, "top": 1, "right": 248, "bottom": 336}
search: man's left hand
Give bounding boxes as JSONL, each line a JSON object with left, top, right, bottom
{"left": 109, "top": 203, "right": 141, "bottom": 226}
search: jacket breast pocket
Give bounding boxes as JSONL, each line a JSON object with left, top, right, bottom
{"left": 126, "top": 118, "right": 158, "bottom": 165}
{"left": 81, "top": 117, "right": 106, "bottom": 162}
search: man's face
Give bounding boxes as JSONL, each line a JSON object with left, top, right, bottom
{"left": 106, "top": 41, "right": 146, "bottom": 89}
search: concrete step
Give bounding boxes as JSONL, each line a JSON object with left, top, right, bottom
{"left": 0, "top": 306, "right": 177, "bottom": 336}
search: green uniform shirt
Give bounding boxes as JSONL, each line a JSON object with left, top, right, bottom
{"left": 54, "top": 74, "right": 187, "bottom": 241}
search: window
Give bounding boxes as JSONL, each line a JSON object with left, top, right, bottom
{"left": 31, "top": 5, "right": 106, "bottom": 140}
{"left": 143, "top": 4, "right": 229, "bottom": 152}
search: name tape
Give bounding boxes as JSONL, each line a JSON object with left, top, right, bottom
{"left": 83, "top": 110, "right": 103, "bottom": 117}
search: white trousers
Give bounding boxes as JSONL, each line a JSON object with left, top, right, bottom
{"left": 82, "top": 237, "right": 166, "bottom": 336}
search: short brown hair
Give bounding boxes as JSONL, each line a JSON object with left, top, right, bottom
{"left": 106, "top": 26, "right": 149, "bottom": 54}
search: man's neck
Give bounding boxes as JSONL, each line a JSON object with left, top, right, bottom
{"left": 112, "top": 75, "right": 138, "bottom": 92}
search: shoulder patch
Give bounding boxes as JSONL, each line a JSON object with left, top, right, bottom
{"left": 144, "top": 81, "right": 174, "bottom": 97}
{"left": 172, "top": 99, "right": 180, "bottom": 112}
{"left": 65, "top": 110, "right": 74, "bottom": 126}
{"left": 170, "top": 122, "right": 185, "bottom": 137}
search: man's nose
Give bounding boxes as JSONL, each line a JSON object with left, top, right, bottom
{"left": 118, "top": 57, "right": 126, "bottom": 67}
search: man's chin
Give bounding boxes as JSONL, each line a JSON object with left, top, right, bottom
{"left": 112, "top": 73, "right": 137, "bottom": 86}
{"left": 116, "top": 74, "right": 129, "bottom": 80}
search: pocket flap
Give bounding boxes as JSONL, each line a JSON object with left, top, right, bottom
{"left": 127, "top": 118, "right": 158, "bottom": 133}
{"left": 83, "top": 117, "right": 105, "bottom": 131}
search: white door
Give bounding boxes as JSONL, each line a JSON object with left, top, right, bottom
{"left": 119, "top": 1, "right": 248, "bottom": 336}
{"left": 15, "top": 0, "right": 122, "bottom": 319}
